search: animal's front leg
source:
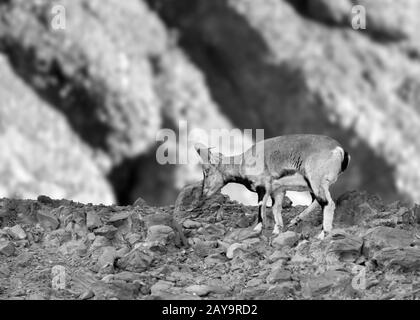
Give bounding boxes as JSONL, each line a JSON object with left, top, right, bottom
{"left": 317, "top": 182, "right": 335, "bottom": 240}
{"left": 287, "top": 199, "right": 319, "bottom": 229}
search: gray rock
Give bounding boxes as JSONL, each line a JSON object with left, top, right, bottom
{"left": 327, "top": 230, "right": 363, "bottom": 262}
{"left": 133, "top": 196, "right": 147, "bottom": 207}
{"left": 146, "top": 225, "right": 175, "bottom": 245}
{"left": 182, "top": 219, "right": 202, "bottom": 229}
{"left": 174, "top": 182, "right": 204, "bottom": 213}
{"left": 0, "top": 240, "right": 15, "bottom": 256}
{"left": 7, "top": 225, "right": 26, "bottom": 240}
{"left": 15, "top": 252, "right": 33, "bottom": 268}
{"left": 91, "top": 236, "right": 111, "bottom": 251}
{"left": 185, "top": 284, "right": 228, "bottom": 297}
{"left": 97, "top": 247, "right": 117, "bottom": 272}
{"left": 116, "top": 249, "right": 154, "bottom": 272}
{"left": 226, "top": 243, "right": 247, "bottom": 260}
{"left": 86, "top": 212, "right": 102, "bottom": 230}
{"left": 373, "top": 247, "right": 420, "bottom": 271}
{"left": 303, "top": 270, "right": 350, "bottom": 298}
{"left": 0, "top": 265, "right": 11, "bottom": 277}
{"left": 36, "top": 210, "right": 60, "bottom": 231}
{"left": 150, "top": 280, "right": 174, "bottom": 296}
{"left": 93, "top": 225, "right": 118, "bottom": 240}
{"left": 266, "top": 269, "right": 292, "bottom": 284}
{"left": 79, "top": 289, "right": 95, "bottom": 300}
{"left": 272, "top": 231, "right": 299, "bottom": 248}
{"left": 363, "top": 226, "right": 414, "bottom": 257}
{"left": 108, "top": 211, "right": 132, "bottom": 224}
{"left": 58, "top": 240, "right": 87, "bottom": 256}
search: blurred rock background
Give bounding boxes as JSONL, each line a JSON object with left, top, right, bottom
{"left": 0, "top": 0, "right": 419, "bottom": 206}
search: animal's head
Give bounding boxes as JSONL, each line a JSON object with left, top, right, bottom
{"left": 194, "top": 143, "right": 226, "bottom": 198}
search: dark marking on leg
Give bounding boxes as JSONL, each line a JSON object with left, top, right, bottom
{"left": 256, "top": 186, "right": 266, "bottom": 223}
{"left": 316, "top": 196, "right": 328, "bottom": 208}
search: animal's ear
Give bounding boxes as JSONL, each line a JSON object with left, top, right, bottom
{"left": 194, "top": 143, "right": 222, "bottom": 166}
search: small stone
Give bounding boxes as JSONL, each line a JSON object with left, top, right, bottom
{"left": 125, "top": 233, "right": 142, "bottom": 246}
{"left": 246, "top": 277, "right": 264, "bottom": 287}
{"left": 146, "top": 225, "right": 175, "bottom": 245}
{"left": 185, "top": 284, "right": 227, "bottom": 297}
{"left": 79, "top": 289, "right": 94, "bottom": 300}
{"left": 36, "top": 210, "right": 59, "bottom": 230}
{"left": 0, "top": 265, "right": 11, "bottom": 277}
{"left": 185, "top": 284, "right": 212, "bottom": 297}
{"left": 303, "top": 270, "right": 350, "bottom": 298}
{"left": 327, "top": 230, "right": 363, "bottom": 262}
{"left": 226, "top": 243, "right": 247, "bottom": 259}
{"left": 86, "top": 212, "right": 102, "bottom": 230}
{"left": 94, "top": 225, "right": 118, "bottom": 240}
{"left": 97, "top": 247, "right": 117, "bottom": 271}
{"left": 182, "top": 219, "right": 202, "bottom": 229}
{"left": 266, "top": 269, "right": 292, "bottom": 284}
{"left": 108, "top": 211, "right": 132, "bottom": 224}
{"left": 268, "top": 251, "right": 290, "bottom": 263}
{"left": 26, "top": 294, "right": 45, "bottom": 300}
{"left": 58, "top": 239, "right": 85, "bottom": 256}
{"left": 87, "top": 232, "right": 96, "bottom": 242}
{"left": 224, "top": 227, "right": 260, "bottom": 243}
{"left": 0, "top": 240, "right": 15, "bottom": 256}
{"left": 91, "top": 236, "right": 111, "bottom": 250}
{"left": 15, "top": 252, "right": 33, "bottom": 268}
{"left": 272, "top": 231, "right": 299, "bottom": 248}
{"left": 204, "top": 253, "right": 228, "bottom": 266}
{"left": 116, "top": 249, "right": 154, "bottom": 272}
{"left": 8, "top": 225, "right": 27, "bottom": 240}
{"left": 133, "top": 196, "right": 147, "bottom": 207}
{"left": 150, "top": 280, "right": 174, "bottom": 296}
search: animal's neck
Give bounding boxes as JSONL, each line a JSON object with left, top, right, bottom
{"left": 221, "top": 154, "right": 244, "bottom": 182}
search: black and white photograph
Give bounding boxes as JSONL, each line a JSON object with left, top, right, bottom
{"left": 1, "top": 0, "right": 420, "bottom": 306}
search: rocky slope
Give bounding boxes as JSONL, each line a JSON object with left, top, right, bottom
{"left": 1, "top": 189, "right": 420, "bottom": 300}
{"left": 1, "top": 0, "right": 420, "bottom": 206}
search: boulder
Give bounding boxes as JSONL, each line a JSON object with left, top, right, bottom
{"left": 327, "top": 230, "right": 363, "bottom": 262}
{"left": 373, "top": 247, "right": 420, "bottom": 272}
{"left": 363, "top": 226, "right": 414, "bottom": 257}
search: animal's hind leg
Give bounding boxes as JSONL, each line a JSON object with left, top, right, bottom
{"left": 272, "top": 190, "right": 285, "bottom": 235}
{"left": 254, "top": 186, "right": 269, "bottom": 233}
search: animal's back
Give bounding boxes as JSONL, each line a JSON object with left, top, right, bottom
{"left": 243, "top": 135, "right": 343, "bottom": 177}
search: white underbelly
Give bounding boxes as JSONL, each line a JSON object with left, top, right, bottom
{"left": 271, "top": 173, "right": 310, "bottom": 192}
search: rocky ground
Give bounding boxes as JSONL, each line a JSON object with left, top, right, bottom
{"left": 1, "top": 185, "right": 420, "bottom": 300}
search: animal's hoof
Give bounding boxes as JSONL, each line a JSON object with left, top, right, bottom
{"left": 316, "top": 230, "right": 329, "bottom": 240}
{"left": 272, "top": 225, "right": 283, "bottom": 236}
{"left": 253, "top": 223, "right": 263, "bottom": 233}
